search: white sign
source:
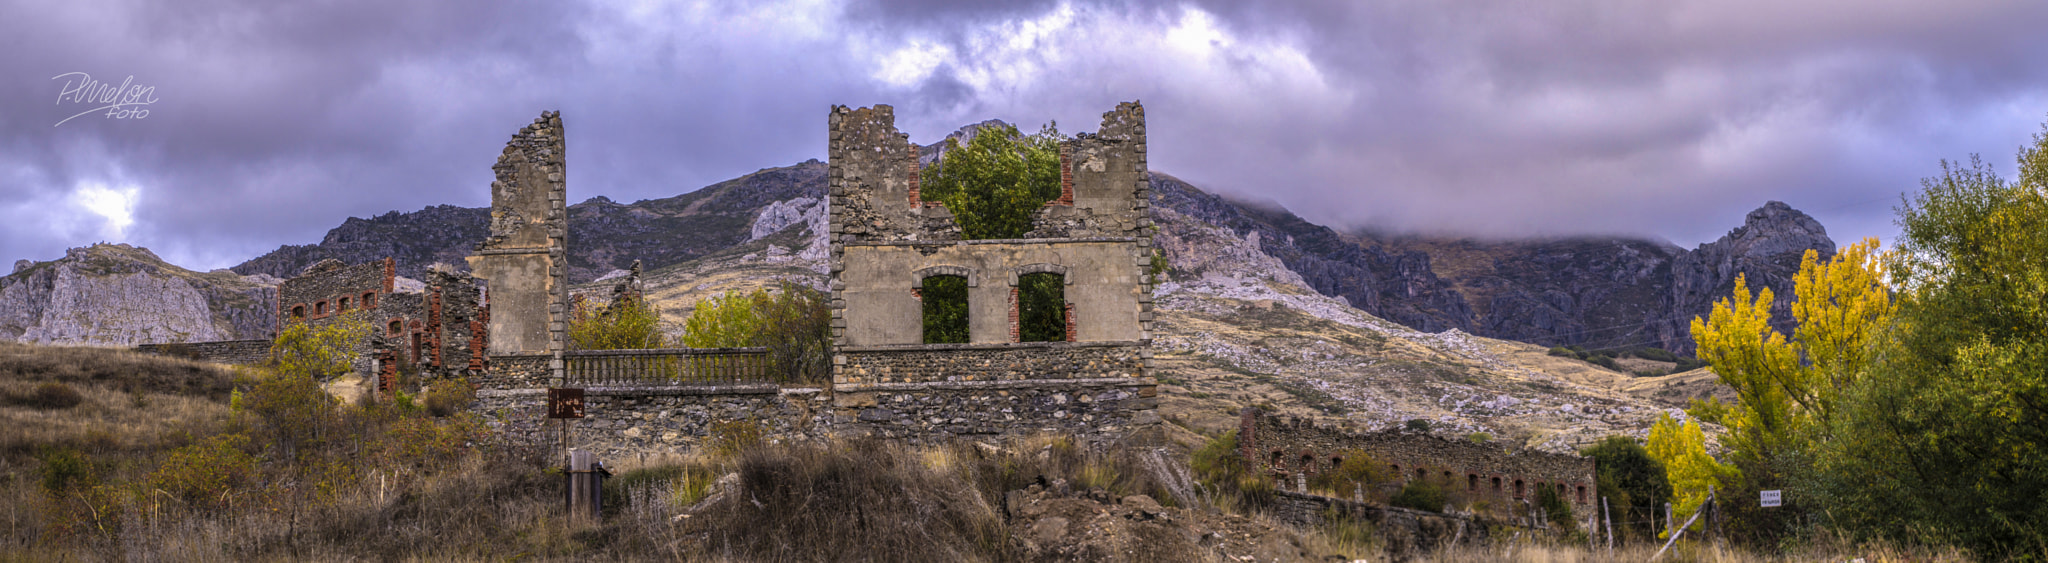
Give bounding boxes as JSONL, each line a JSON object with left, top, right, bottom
{"left": 1760, "top": 490, "right": 1782, "bottom": 507}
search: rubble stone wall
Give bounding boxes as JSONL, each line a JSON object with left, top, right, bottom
{"left": 135, "top": 339, "right": 272, "bottom": 365}
{"left": 1239, "top": 409, "right": 1598, "bottom": 510}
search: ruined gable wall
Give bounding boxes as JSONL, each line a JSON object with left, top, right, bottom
{"left": 278, "top": 257, "right": 394, "bottom": 325}
{"left": 468, "top": 112, "right": 568, "bottom": 371}
{"left": 1239, "top": 409, "right": 1597, "bottom": 509}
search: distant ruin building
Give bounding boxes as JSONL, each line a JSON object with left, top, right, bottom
{"left": 274, "top": 257, "right": 485, "bottom": 391}
{"left": 1240, "top": 408, "right": 1597, "bottom": 527}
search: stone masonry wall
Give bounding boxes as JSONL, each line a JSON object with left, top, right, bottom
{"left": 475, "top": 385, "right": 834, "bottom": 457}
{"left": 1240, "top": 409, "right": 1597, "bottom": 511}
{"left": 835, "top": 340, "right": 1144, "bottom": 386}
{"left": 278, "top": 257, "right": 393, "bottom": 324}
{"left": 468, "top": 111, "right": 568, "bottom": 381}
{"left": 135, "top": 339, "right": 272, "bottom": 365}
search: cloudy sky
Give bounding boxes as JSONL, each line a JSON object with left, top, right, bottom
{"left": 5, "top": 0, "right": 2045, "bottom": 271}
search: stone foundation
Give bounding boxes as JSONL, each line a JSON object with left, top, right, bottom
{"left": 135, "top": 339, "right": 272, "bottom": 365}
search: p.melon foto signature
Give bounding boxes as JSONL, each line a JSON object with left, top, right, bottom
{"left": 53, "top": 72, "right": 158, "bottom": 126}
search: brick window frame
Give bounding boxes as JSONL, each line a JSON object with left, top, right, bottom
{"left": 388, "top": 319, "right": 405, "bottom": 337}
{"left": 339, "top": 297, "right": 351, "bottom": 312}
{"left": 314, "top": 301, "right": 327, "bottom": 317}
{"left": 291, "top": 304, "right": 306, "bottom": 320}
{"left": 363, "top": 291, "right": 377, "bottom": 309}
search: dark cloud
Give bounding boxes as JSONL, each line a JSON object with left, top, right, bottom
{"left": 3, "top": 0, "right": 2045, "bottom": 271}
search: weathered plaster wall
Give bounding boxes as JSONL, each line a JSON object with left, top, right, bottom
{"left": 469, "top": 111, "right": 568, "bottom": 368}
{"left": 838, "top": 241, "right": 1143, "bottom": 345}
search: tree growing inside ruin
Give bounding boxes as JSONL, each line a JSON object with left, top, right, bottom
{"left": 918, "top": 122, "right": 1066, "bottom": 240}
{"left": 568, "top": 294, "right": 665, "bottom": 350}
{"left": 681, "top": 282, "right": 831, "bottom": 381}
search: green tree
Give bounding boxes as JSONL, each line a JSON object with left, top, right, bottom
{"left": 921, "top": 276, "right": 969, "bottom": 344}
{"left": 919, "top": 122, "right": 1067, "bottom": 240}
{"left": 1583, "top": 436, "right": 1672, "bottom": 543}
{"left": 683, "top": 290, "right": 762, "bottom": 349}
{"left": 271, "top": 311, "right": 372, "bottom": 380}
{"left": 1809, "top": 124, "right": 2048, "bottom": 558}
{"left": 568, "top": 294, "right": 665, "bottom": 350}
{"left": 1017, "top": 272, "right": 1066, "bottom": 342}
{"left": 679, "top": 283, "right": 832, "bottom": 381}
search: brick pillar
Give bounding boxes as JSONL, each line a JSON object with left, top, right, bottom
{"left": 469, "top": 320, "right": 486, "bottom": 371}
{"left": 907, "top": 145, "right": 921, "bottom": 205}
{"left": 1063, "top": 302, "right": 1076, "bottom": 342}
{"left": 428, "top": 288, "right": 444, "bottom": 369}
{"left": 1058, "top": 143, "right": 1074, "bottom": 205}
{"left": 378, "top": 351, "right": 397, "bottom": 394}
{"left": 1008, "top": 287, "right": 1020, "bottom": 343}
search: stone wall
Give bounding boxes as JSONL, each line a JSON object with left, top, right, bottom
{"left": 475, "top": 384, "right": 834, "bottom": 457}
{"left": 834, "top": 378, "right": 1158, "bottom": 440}
{"left": 278, "top": 257, "right": 393, "bottom": 324}
{"left": 468, "top": 111, "right": 568, "bottom": 370}
{"left": 835, "top": 340, "right": 1145, "bottom": 385}
{"left": 1270, "top": 490, "right": 1517, "bottom": 555}
{"left": 135, "top": 339, "right": 272, "bottom": 365}
{"left": 1239, "top": 409, "right": 1598, "bottom": 511}
{"left": 477, "top": 354, "right": 552, "bottom": 390}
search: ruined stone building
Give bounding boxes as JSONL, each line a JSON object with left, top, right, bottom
{"left": 275, "top": 257, "right": 485, "bottom": 390}
{"left": 467, "top": 111, "right": 569, "bottom": 389}
{"left": 1240, "top": 409, "right": 1597, "bottom": 521}
{"left": 824, "top": 102, "right": 1159, "bottom": 433}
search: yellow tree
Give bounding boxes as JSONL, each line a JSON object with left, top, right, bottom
{"left": 1690, "top": 238, "right": 1893, "bottom": 455}
{"left": 682, "top": 289, "right": 766, "bottom": 348}
{"left": 1646, "top": 412, "right": 1736, "bottom": 536}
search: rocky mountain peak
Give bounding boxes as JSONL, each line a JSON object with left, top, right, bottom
{"left": 1725, "top": 201, "right": 1831, "bottom": 259}
{"left": 2, "top": 242, "right": 277, "bottom": 345}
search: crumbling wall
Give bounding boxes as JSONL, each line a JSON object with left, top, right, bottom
{"left": 135, "top": 339, "right": 272, "bottom": 365}
{"left": 1239, "top": 409, "right": 1597, "bottom": 511}
{"left": 825, "top": 102, "right": 1159, "bottom": 434}
{"left": 468, "top": 111, "right": 569, "bottom": 386}
{"left": 277, "top": 257, "right": 393, "bottom": 325}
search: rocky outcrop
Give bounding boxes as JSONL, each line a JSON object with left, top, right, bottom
{"left": 0, "top": 244, "right": 277, "bottom": 345}
{"left": 1655, "top": 201, "right": 1834, "bottom": 354}
{"left": 1151, "top": 174, "right": 1477, "bottom": 333}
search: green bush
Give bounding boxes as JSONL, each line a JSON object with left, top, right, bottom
{"left": 1309, "top": 449, "right": 1388, "bottom": 497}
{"left": 918, "top": 122, "right": 1066, "bottom": 240}
{"left": 1546, "top": 347, "right": 1574, "bottom": 357}
{"left": 680, "top": 283, "right": 832, "bottom": 381}
{"left": 1534, "top": 483, "right": 1575, "bottom": 530}
{"left": 1190, "top": 430, "right": 1273, "bottom": 512}
{"left": 148, "top": 433, "right": 257, "bottom": 510}
{"left": 1389, "top": 479, "right": 1447, "bottom": 512}
{"left": 1404, "top": 419, "right": 1432, "bottom": 432}
{"left": 37, "top": 446, "right": 95, "bottom": 493}
{"left": 569, "top": 294, "right": 665, "bottom": 350}
{"left": 423, "top": 378, "right": 476, "bottom": 418}
{"left": 1582, "top": 436, "right": 1670, "bottom": 543}
{"left": 1633, "top": 347, "right": 1678, "bottom": 363}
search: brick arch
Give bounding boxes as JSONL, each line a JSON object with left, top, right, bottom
{"left": 911, "top": 265, "right": 977, "bottom": 288}
{"left": 1008, "top": 263, "right": 1072, "bottom": 286}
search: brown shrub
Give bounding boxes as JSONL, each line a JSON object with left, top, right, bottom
{"left": 0, "top": 342, "right": 234, "bottom": 399}
{"left": 14, "top": 381, "right": 84, "bottom": 409}
{"left": 422, "top": 378, "right": 476, "bottom": 417}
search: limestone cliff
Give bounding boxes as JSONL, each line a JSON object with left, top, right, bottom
{"left": 0, "top": 244, "right": 277, "bottom": 345}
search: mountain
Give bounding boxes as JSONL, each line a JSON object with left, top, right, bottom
{"left": 229, "top": 153, "right": 1830, "bottom": 356}
{"left": 233, "top": 161, "right": 828, "bottom": 283}
{"left": 0, "top": 243, "right": 277, "bottom": 345}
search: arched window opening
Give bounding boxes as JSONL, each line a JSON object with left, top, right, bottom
{"left": 1468, "top": 474, "right": 1479, "bottom": 491}
{"left": 339, "top": 297, "right": 351, "bottom": 311}
{"left": 1331, "top": 457, "right": 1344, "bottom": 469}
{"left": 389, "top": 320, "right": 404, "bottom": 336}
{"left": 1514, "top": 479, "right": 1525, "bottom": 498}
{"left": 1300, "top": 454, "right": 1314, "bottom": 472}
{"left": 920, "top": 275, "right": 969, "bottom": 344}
{"left": 1576, "top": 485, "right": 1586, "bottom": 503}
{"left": 1415, "top": 468, "right": 1426, "bottom": 481}
{"left": 1017, "top": 272, "right": 1066, "bottom": 342}
{"left": 1491, "top": 477, "right": 1502, "bottom": 491}
{"left": 314, "top": 301, "right": 327, "bottom": 315}
{"left": 363, "top": 292, "right": 377, "bottom": 308}
{"left": 1271, "top": 451, "right": 1284, "bottom": 467}
{"left": 291, "top": 305, "right": 306, "bottom": 319}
